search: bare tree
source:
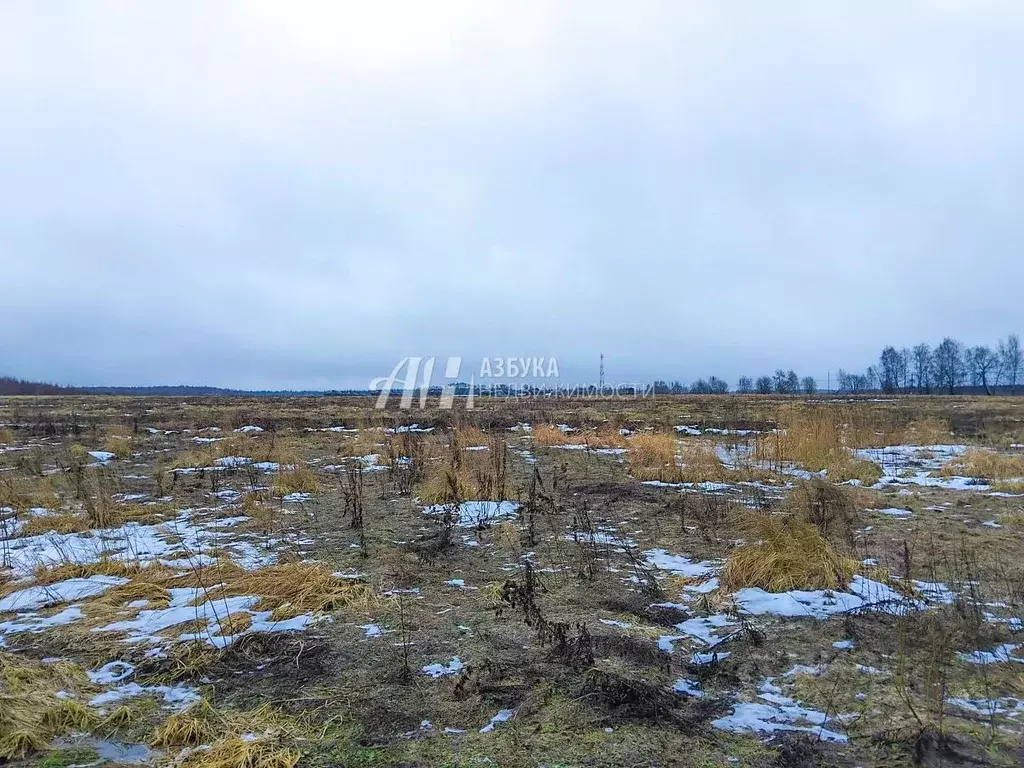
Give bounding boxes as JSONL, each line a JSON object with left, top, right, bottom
{"left": 999, "top": 334, "right": 1022, "bottom": 393}
{"left": 880, "top": 346, "right": 901, "bottom": 393}
{"left": 801, "top": 376, "right": 817, "bottom": 394}
{"left": 912, "top": 343, "right": 931, "bottom": 393}
{"left": 755, "top": 375, "right": 773, "bottom": 394}
{"left": 932, "top": 337, "right": 965, "bottom": 394}
{"left": 967, "top": 345, "right": 999, "bottom": 395}
{"left": 898, "top": 348, "right": 911, "bottom": 391}
{"left": 737, "top": 376, "right": 753, "bottom": 394}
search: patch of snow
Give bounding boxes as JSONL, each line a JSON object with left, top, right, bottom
{"left": 0, "top": 575, "right": 128, "bottom": 613}
{"left": 421, "top": 657, "right": 465, "bottom": 678}
{"left": 423, "top": 500, "right": 520, "bottom": 528}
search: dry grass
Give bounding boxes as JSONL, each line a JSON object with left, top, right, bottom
{"left": 901, "top": 419, "right": 952, "bottom": 445}
{"left": 721, "top": 513, "right": 857, "bottom": 593}
{"left": 941, "top": 449, "right": 1024, "bottom": 481}
{"left": 627, "top": 433, "right": 678, "bottom": 482}
{"left": 531, "top": 424, "right": 578, "bottom": 446}
{"left": 676, "top": 443, "right": 727, "bottom": 483}
{"left": 152, "top": 700, "right": 301, "bottom": 768}
{"left": 104, "top": 435, "right": 134, "bottom": 459}
{"left": 33, "top": 559, "right": 154, "bottom": 586}
{"left": 416, "top": 434, "right": 508, "bottom": 503}
{"left": 272, "top": 466, "right": 317, "bottom": 495}
{"left": 754, "top": 408, "right": 883, "bottom": 484}
{"left": 0, "top": 652, "right": 96, "bottom": 759}
{"left": 151, "top": 699, "right": 219, "bottom": 747}
{"left": 196, "top": 562, "right": 374, "bottom": 616}
{"left": 18, "top": 512, "right": 91, "bottom": 536}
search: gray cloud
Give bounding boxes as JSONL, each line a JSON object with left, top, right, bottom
{"left": 2, "top": 1, "right": 1022, "bottom": 389}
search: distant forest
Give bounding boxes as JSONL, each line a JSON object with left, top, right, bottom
{"left": 0, "top": 377, "right": 363, "bottom": 397}
{"left": 4, "top": 334, "right": 1021, "bottom": 397}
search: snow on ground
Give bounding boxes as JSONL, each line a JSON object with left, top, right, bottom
{"left": 94, "top": 586, "right": 323, "bottom": 648}
{"left": 421, "top": 657, "right": 465, "bottom": 678}
{"left": 0, "top": 575, "right": 128, "bottom": 612}
{"left": 733, "top": 576, "right": 924, "bottom": 619}
{"left": 643, "top": 549, "right": 717, "bottom": 578}
{"left": 423, "top": 500, "right": 520, "bottom": 527}
{"left": 2, "top": 513, "right": 279, "bottom": 578}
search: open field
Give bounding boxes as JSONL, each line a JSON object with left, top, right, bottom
{"left": 2, "top": 394, "right": 1024, "bottom": 767}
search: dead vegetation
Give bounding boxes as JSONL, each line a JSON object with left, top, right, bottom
{"left": 2, "top": 394, "right": 1024, "bottom": 767}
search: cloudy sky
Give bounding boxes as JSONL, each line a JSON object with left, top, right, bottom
{"left": 2, "top": 2, "right": 1022, "bottom": 390}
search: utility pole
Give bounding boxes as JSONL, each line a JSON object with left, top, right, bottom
{"left": 599, "top": 353, "right": 605, "bottom": 391}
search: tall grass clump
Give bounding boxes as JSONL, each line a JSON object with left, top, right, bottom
{"left": 754, "top": 407, "right": 882, "bottom": 484}
{"left": 722, "top": 480, "right": 860, "bottom": 593}
{"left": 627, "top": 433, "right": 678, "bottom": 482}
{"left": 940, "top": 450, "right": 1024, "bottom": 481}
{"left": 0, "top": 652, "right": 94, "bottom": 759}
{"left": 722, "top": 514, "right": 857, "bottom": 593}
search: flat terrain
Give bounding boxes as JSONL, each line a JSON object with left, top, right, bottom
{"left": 2, "top": 394, "right": 1024, "bottom": 767}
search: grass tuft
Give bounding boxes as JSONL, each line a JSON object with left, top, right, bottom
{"left": 722, "top": 513, "right": 857, "bottom": 593}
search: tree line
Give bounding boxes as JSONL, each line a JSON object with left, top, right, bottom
{"left": 842, "top": 334, "right": 1021, "bottom": 395}
{"left": 653, "top": 334, "right": 1021, "bottom": 396}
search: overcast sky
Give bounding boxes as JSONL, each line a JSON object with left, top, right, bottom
{"left": 2, "top": 2, "right": 1022, "bottom": 390}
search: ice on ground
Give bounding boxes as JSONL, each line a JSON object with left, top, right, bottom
{"left": 0, "top": 575, "right": 128, "bottom": 613}
{"left": 672, "top": 678, "right": 703, "bottom": 697}
{"left": 833, "top": 639, "right": 855, "bottom": 650}
{"left": 387, "top": 424, "right": 433, "bottom": 434}
{"left": 564, "top": 531, "right": 636, "bottom": 547}
{"left": 946, "top": 696, "right": 1024, "bottom": 717}
{"left": 855, "top": 445, "right": 992, "bottom": 491}
{"left": 913, "top": 581, "right": 958, "bottom": 605}
{"left": 643, "top": 549, "right": 716, "bottom": 578}
{"left": 423, "top": 500, "right": 520, "bottom": 528}
{"left": 0, "top": 606, "right": 85, "bottom": 640}
{"left": 421, "top": 657, "right": 464, "bottom": 678}
{"left": 713, "top": 679, "right": 848, "bottom": 742}
{"left": 675, "top": 614, "right": 736, "bottom": 646}
{"left": 877, "top": 507, "right": 912, "bottom": 518}
{"left": 551, "top": 444, "right": 627, "bottom": 455}
{"left": 88, "top": 661, "right": 135, "bottom": 684}
{"left": 88, "top": 451, "right": 116, "bottom": 463}
{"left": 2, "top": 515, "right": 278, "bottom": 577}
{"left": 234, "top": 426, "right": 264, "bottom": 433}
{"left": 733, "top": 576, "right": 924, "bottom": 619}
{"left": 282, "top": 492, "right": 312, "bottom": 503}
{"left": 957, "top": 643, "right": 1023, "bottom": 665}
{"left": 93, "top": 586, "right": 322, "bottom": 648}
{"left": 691, "top": 651, "right": 730, "bottom": 665}
{"left": 479, "top": 709, "right": 514, "bottom": 733}
{"left": 89, "top": 682, "right": 201, "bottom": 711}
